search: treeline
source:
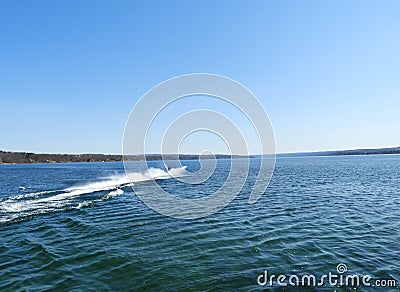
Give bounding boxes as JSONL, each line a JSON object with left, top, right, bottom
{"left": 278, "top": 146, "right": 400, "bottom": 157}
{"left": 0, "top": 151, "right": 239, "bottom": 164}
{"left": 325, "top": 147, "right": 400, "bottom": 156}
{"left": 0, "top": 151, "right": 123, "bottom": 164}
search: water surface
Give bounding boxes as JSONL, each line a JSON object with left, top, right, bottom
{"left": 0, "top": 155, "right": 399, "bottom": 291}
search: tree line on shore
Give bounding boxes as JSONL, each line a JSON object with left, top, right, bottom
{"left": 2, "top": 146, "right": 399, "bottom": 164}
{"left": 0, "top": 151, "right": 236, "bottom": 164}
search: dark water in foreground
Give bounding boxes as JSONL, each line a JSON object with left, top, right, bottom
{"left": 0, "top": 155, "right": 399, "bottom": 291}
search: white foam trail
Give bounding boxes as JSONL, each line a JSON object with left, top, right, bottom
{"left": 74, "top": 201, "right": 92, "bottom": 209}
{"left": 41, "top": 175, "right": 130, "bottom": 202}
{"left": 0, "top": 166, "right": 188, "bottom": 222}
{"left": 1, "top": 190, "right": 56, "bottom": 201}
{"left": 47, "top": 166, "right": 187, "bottom": 202}
{"left": 126, "top": 166, "right": 187, "bottom": 182}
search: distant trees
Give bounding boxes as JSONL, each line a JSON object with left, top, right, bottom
{"left": 0, "top": 150, "right": 240, "bottom": 164}
{"left": 0, "top": 151, "right": 123, "bottom": 164}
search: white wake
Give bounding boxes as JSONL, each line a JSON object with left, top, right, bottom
{"left": 0, "top": 166, "right": 188, "bottom": 223}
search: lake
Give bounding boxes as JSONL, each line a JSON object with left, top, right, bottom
{"left": 0, "top": 155, "right": 399, "bottom": 291}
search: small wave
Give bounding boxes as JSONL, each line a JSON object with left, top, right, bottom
{"left": 102, "top": 189, "right": 124, "bottom": 200}
{"left": 74, "top": 201, "right": 93, "bottom": 209}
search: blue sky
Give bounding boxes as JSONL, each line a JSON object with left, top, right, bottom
{"left": 0, "top": 0, "right": 399, "bottom": 154}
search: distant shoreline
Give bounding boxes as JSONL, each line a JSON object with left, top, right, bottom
{"left": 1, "top": 146, "right": 399, "bottom": 164}
{"left": 0, "top": 151, "right": 245, "bottom": 164}
{"left": 278, "top": 146, "right": 400, "bottom": 158}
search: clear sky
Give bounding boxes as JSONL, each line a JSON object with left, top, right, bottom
{"left": 0, "top": 0, "right": 399, "bottom": 154}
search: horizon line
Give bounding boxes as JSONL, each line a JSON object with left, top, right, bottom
{"left": 1, "top": 145, "right": 400, "bottom": 156}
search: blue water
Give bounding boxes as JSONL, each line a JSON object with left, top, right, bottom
{"left": 0, "top": 155, "right": 399, "bottom": 291}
